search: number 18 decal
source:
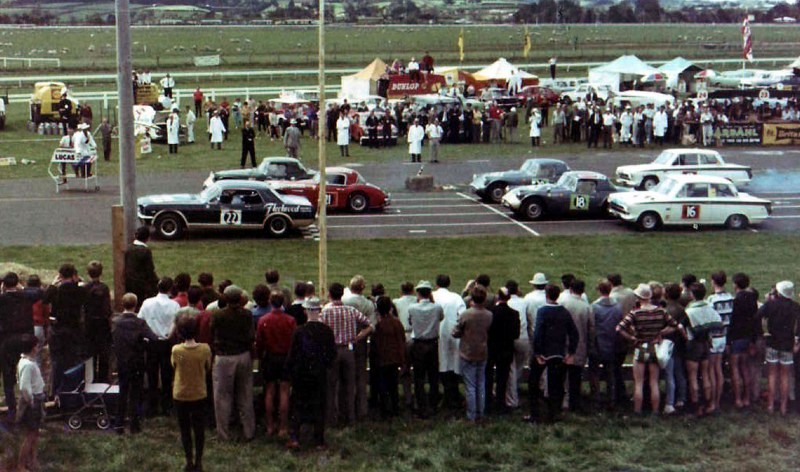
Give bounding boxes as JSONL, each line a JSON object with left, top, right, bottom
{"left": 682, "top": 205, "right": 700, "bottom": 219}
{"left": 570, "top": 194, "right": 590, "bottom": 211}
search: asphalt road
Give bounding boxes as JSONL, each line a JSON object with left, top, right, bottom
{"left": 2, "top": 147, "right": 800, "bottom": 245}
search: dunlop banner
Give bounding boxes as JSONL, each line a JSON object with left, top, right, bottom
{"left": 718, "top": 123, "right": 762, "bottom": 145}
{"left": 763, "top": 123, "right": 800, "bottom": 146}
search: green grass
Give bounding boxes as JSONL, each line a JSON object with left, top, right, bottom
{"left": 2, "top": 233, "right": 798, "bottom": 302}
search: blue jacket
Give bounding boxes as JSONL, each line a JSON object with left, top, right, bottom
{"left": 592, "top": 297, "right": 622, "bottom": 360}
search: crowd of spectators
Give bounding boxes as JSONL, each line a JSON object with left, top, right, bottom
{"left": 3, "top": 243, "right": 800, "bottom": 468}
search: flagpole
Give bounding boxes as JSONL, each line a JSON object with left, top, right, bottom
{"left": 317, "top": 0, "right": 328, "bottom": 299}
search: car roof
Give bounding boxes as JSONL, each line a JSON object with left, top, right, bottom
{"left": 260, "top": 156, "right": 302, "bottom": 164}
{"left": 663, "top": 148, "right": 721, "bottom": 156}
{"left": 214, "top": 180, "right": 275, "bottom": 191}
{"left": 524, "top": 158, "right": 567, "bottom": 165}
{"left": 562, "top": 171, "right": 607, "bottom": 180}
{"left": 664, "top": 174, "right": 735, "bottom": 185}
{"left": 326, "top": 166, "right": 356, "bottom": 175}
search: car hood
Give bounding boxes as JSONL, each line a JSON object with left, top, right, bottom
{"left": 214, "top": 168, "right": 261, "bottom": 180}
{"left": 269, "top": 180, "right": 316, "bottom": 190}
{"left": 513, "top": 182, "right": 561, "bottom": 194}
{"left": 608, "top": 190, "right": 662, "bottom": 205}
{"left": 138, "top": 193, "right": 203, "bottom": 206}
{"left": 615, "top": 164, "right": 655, "bottom": 175}
{"left": 475, "top": 170, "right": 528, "bottom": 181}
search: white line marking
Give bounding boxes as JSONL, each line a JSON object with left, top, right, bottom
{"left": 456, "top": 192, "right": 540, "bottom": 237}
{"left": 773, "top": 205, "right": 800, "bottom": 209}
{"left": 328, "top": 221, "right": 526, "bottom": 229}
{"left": 749, "top": 228, "right": 759, "bottom": 233}
{"left": 328, "top": 212, "right": 501, "bottom": 219}
{"left": 409, "top": 230, "right": 427, "bottom": 234}
{"left": 392, "top": 204, "right": 478, "bottom": 209}
{"left": 467, "top": 159, "right": 490, "bottom": 163}
{"left": 0, "top": 196, "right": 99, "bottom": 203}
{"left": 769, "top": 215, "right": 800, "bottom": 219}
{"left": 391, "top": 197, "right": 467, "bottom": 202}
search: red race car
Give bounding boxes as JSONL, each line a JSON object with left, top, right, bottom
{"left": 268, "top": 166, "right": 391, "bottom": 213}
{"left": 516, "top": 85, "right": 560, "bottom": 107}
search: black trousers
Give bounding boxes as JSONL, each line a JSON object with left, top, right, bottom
{"left": 377, "top": 364, "right": 400, "bottom": 416}
{"left": 85, "top": 320, "right": 111, "bottom": 383}
{"left": 194, "top": 100, "right": 202, "bottom": 118}
{"left": 241, "top": 144, "right": 256, "bottom": 168}
{"left": 146, "top": 339, "right": 173, "bottom": 415}
{"left": 175, "top": 399, "right": 206, "bottom": 467}
{"left": 368, "top": 129, "right": 378, "bottom": 148}
{"left": 528, "top": 358, "right": 566, "bottom": 422}
{"left": 164, "top": 87, "right": 173, "bottom": 98}
{"left": 411, "top": 340, "right": 440, "bottom": 415}
{"left": 290, "top": 374, "right": 326, "bottom": 446}
{"left": 566, "top": 364, "right": 583, "bottom": 412}
{"left": 116, "top": 368, "right": 144, "bottom": 430}
{"left": 169, "top": 143, "right": 178, "bottom": 154}
{"left": 0, "top": 335, "right": 20, "bottom": 417}
{"left": 485, "top": 350, "right": 513, "bottom": 411}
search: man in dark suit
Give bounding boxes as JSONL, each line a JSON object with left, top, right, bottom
{"left": 485, "top": 287, "right": 520, "bottom": 414}
{"left": 45, "top": 264, "right": 88, "bottom": 395}
{"left": 124, "top": 226, "right": 158, "bottom": 309}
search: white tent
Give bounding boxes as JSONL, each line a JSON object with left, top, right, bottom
{"left": 659, "top": 57, "right": 704, "bottom": 93}
{"left": 588, "top": 55, "right": 661, "bottom": 92}
{"left": 473, "top": 58, "right": 537, "bottom": 81}
{"left": 340, "top": 58, "right": 387, "bottom": 99}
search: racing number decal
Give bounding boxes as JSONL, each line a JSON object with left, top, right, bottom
{"left": 570, "top": 194, "right": 590, "bottom": 211}
{"left": 325, "top": 193, "right": 333, "bottom": 206}
{"left": 220, "top": 209, "right": 242, "bottom": 225}
{"left": 682, "top": 205, "right": 701, "bottom": 219}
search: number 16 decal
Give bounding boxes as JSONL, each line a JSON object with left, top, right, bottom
{"left": 682, "top": 205, "right": 700, "bottom": 219}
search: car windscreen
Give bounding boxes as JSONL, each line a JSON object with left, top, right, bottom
{"left": 200, "top": 185, "right": 221, "bottom": 203}
{"left": 653, "top": 151, "right": 675, "bottom": 165}
{"left": 521, "top": 160, "right": 539, "bottom": 174}
{"left": 556, "top": 174, "right": 577, "bottom": 190}
{"left": 653, "top": 178, "right": 678, "bottom": 195}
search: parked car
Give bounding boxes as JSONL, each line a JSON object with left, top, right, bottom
{"left": 560, "top": 84, "right": 613, "bottom": 104}
{"left": 615, "top": 148, "right": 752, "bottom": 190}
{"left": 269, "top": 166, "right": 390, "bottom": 213}
{"left": 515, "top": 85, "right": 560, "bottom": 107}
{"left": 203, "top": 157, "right": 316, "bottom": 188}
{"left": 608, "top": 174, "right": 771, "bottom": 231}
{"left": 138, "top": 180, "right": 316, "bottom": 240}
{"left": 151, "top": 110, "right": 188, "bottom": 144}
{"left": 538, "top": 77, "right": 589, "bottom": 94}
{"left": 479, "top": 87, "right": 522, "bottom": 109}
{"left": 352, "top": 109, "right": 399, "bottom": 146}
{"left": 470, "top": 158, "right": 571, "bottom": 203}
{"left": 501, "top": 171, "right": 620, "bottom": 220}
{"left": 708, "top": 69, "right": 766, "bottom": 89}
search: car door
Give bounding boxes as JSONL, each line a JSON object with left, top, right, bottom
{"left": 675, "top": 153, "right": 699, "bottom": 177}
{"left": 325, "top": 173, "right": 348, "bottom": 208}
{"left": 218, "top": 189, "right": 264, "bottom": 227}
{"left": 567, "top": 179, "right": 601, "bottom": 216}
{"left": 667, "top": 182, "right": 709, "bottom": 224}
{"left": 708, "top": 182, "right": 738, "bottom": 223}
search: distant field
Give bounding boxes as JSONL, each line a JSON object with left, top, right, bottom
{"left": 0, "top": 23, "right": 796, "bottom": 76}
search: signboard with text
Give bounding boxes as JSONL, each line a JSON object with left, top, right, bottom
{"left": 763, "top": 123, "right": 800, "bottom": 146}
{"left": 386, "top": 74, "right": 448, "bottom": 99}
{"left": 717, "top": 123, "right": 763, "bottom": 146}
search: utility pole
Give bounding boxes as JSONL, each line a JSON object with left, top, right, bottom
{"left": 113, "top": 0, "right": 136, "bottom": 307}
{"left": 317, "top": 0, "right": 328, "bottom": 298}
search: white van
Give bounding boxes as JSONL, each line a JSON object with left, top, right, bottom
{"left": 538, "top": 77, "right": 588, "bottom": 94}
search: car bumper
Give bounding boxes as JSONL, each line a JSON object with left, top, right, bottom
{"left": 294, "top": 218, "right": 316, "bottom": 229}
{"left": 501, "top": 193, "right": 522, "bottom": 211}
{"left": 470, "top": 184, "right": 487, "bottom": 197}
{"left": 614, "top": 175, "right": 639, "bottom": 187}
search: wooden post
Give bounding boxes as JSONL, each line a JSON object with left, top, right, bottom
{"left": 317, "top": 0, "right": 327, "bottom": 299}
{"left": 111, "top": 205, "right": 126, "bottom": 311}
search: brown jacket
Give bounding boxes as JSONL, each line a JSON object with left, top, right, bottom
{"left": 374, "top": 316, "right": 406, "bottom": 367}
{"left": 453, "top": 307, "right": 493, "bottom": 362}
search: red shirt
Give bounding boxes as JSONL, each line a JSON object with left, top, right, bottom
{"left": 255, "top": 308, "right": 296, "bottom": 358}
{"left": 195, "top": 310, "right": 213, "bottom": 346}
{"left": 488, "top": 105, "right": 502, "bottom": 120}
{"left": 32, "top": 300, "right": 50, "bottom": 327}
{"left": 193, "top": 90, "right": 203, "bottom": 102}
{"left": 173, "top": 292, "right": 189, "bottom": 308}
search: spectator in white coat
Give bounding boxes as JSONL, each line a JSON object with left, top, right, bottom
{"left": 407, "top": 118, "right": 424, "bottom": 163}
{"left": 529, "top": 109, "right": 541, "bottom": 146}
{"left": 433, "top": 274, "right": 467, "bottom": 409}
{"left": 167, "top": 108, "right": 180, "bottom": 154}
{"left": 653, "top": 105, "right": 669, "bottom": 146}
{"left": 209, "top": 111, "right": 226, "bottom": 150}
{"left": 185, "top": 106, "right": 196, "bottom": 144}
{"left": 336, "top": 111, "right": 351, "bottom": 157}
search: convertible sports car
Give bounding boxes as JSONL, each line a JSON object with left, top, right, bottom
{"left": 615, "top": 148, "right": 752, "bottom": 190}
{"left": 501, "top": 171, "right": 620, "bottom": 220}
{"left": 138, "top": 180, "right": 315, "bottom": 240}
{"left": 608, "top": 174, "right": 771, "bottom": 231}
{"left": 470, "top": 158, "right": 571, "bottom": 203}
{"left": 269, "top": 166, "right": 390, "bottom": 213}
{"left": 203, "top": 157, "right": 316, "bottom": 188}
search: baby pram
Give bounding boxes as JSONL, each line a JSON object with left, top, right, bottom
{"left": 57, "top": 358, "right": 119, "bottom": 430}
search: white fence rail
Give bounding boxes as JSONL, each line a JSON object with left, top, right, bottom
{"left": 0, "top": 56, "right": 795, "bottom": 88}
{"left": 0, "top": 56, "right": 61, "bottom": 69}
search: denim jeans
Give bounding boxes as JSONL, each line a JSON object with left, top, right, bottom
{"left": 665, "top": 353, "right": 687, "bottom": 406}
{"left": 461, "top": 358, "right": 487, "bottom": 421}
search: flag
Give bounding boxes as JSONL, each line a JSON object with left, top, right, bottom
{"left": 742, "top": 17, "right": 753, "bottom": 62}
{"left": 523, "top": 29, "right": 532, "bottom": 58}
{"left": 458, "top": 28, "right": 464, "bottom": 62}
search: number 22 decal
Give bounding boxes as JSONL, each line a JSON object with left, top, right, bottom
{"left": 682, "top": 205, "right": 700, "bottom": 219}
{"left": 220, "top": 210, "right": 242, "bottom": 225}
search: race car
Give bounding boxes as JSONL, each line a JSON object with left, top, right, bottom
{"left": 515, "top": 85, "right": 560, "bottom": 107}
{"left": 138, "top": 180, "right": 315, "bottom": 240}
{"left": 615, "top": 148, "right": 752, "bottom": 190}
{"left": 470, "top": 158, "right": 570, "bottom": 203}
{"left": 501, "top": 171, "right": 620, "bottom": 220}
{"left": 269, "top": 166, "right": 390, "bottom": 213}
{"left": 203, "top": 157, "right": 316, "bottom": 188}
{"left": 608, "top": 174, "right": 771, "bottom": 231}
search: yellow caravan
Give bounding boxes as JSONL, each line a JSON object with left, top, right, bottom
{"left": 30, "top": 81, "right": 78, "bottom": 123}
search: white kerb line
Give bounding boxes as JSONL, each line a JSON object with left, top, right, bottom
{"left": 456, "top": 192, "right": 540, "bottom": 237}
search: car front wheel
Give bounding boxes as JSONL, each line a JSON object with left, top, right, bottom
{"left": 487, "top": 183, "right": 506, "bottom": 204}
{"left": 636, "top": 211, "right": 661, "bottom": 231}
{"left": 347, "top": 193, "right": 368, "bottom": 213}
{"left": 154, "top": 213, "right": 185, "bottom": 240}
{"left": 265, "top": 215, "right": 290, "bottom": 237}
{"left": 521, "top": 199, "right": 545, "bottom": 220}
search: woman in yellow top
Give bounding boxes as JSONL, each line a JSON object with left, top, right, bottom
{"left": 171, "top": 314, "right": 212, "bottom": 472}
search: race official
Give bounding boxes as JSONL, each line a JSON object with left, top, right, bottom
{"left": 160, "top": 74, "right": 175, "bottom": 99}
{"left": 425, "top": 119, "right": 443, "bottom": 163}
{"left": 241, "top": 119, "right": 256, "bottom": 168}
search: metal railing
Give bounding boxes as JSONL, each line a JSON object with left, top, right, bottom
{"left": 0, "top": 56, "right": 61, "bottom": 69}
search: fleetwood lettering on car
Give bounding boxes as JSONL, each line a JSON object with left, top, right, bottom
{"left": 470, "top": 158, "right": 570, "bottom": 203}
{"left": 501, "top": 171, "right": 619, "bottom": 220}
{"left": 615, "top": 148, "right": 752, "bottom": 190}
{"left": 203, "top": 156, "right": 315, "bottom": 188}
{"left": 608, "top": 174, "right": 771, "bottom": 231}
{"left": 137, "top": 180, "right": 315, "bottom": 240}
{"left": 268, "top": 166, "right": 391, "bottom": 213}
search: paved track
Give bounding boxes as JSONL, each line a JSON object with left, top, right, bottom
{"left": 2, "top": 148, "right": 800, "bottom": 245}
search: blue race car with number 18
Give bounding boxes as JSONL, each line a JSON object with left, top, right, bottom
{"left": 501, "top": 171, "right": 620, "bottom": 220}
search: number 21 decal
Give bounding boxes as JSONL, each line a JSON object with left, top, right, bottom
{"left": 682, "top": 205, "right": 700, "bottom": 219}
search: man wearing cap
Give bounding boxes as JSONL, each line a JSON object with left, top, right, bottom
{"left": 283, "top": 119, "right": 301, "bottom": 159}
{"left": 210, "top": 285, "right": 256, "bottom": 441}
{"left": 758, "top": 280, "right": 800, "bottom": 415}
{"left": 321, "top": 282, "right": 372, "bottom": 427}
{"left": 434, "top": 274, "right": 467, "bottom": 409}
{"left": 286, "top": 297, "right": 336, "bottom": 449}
{"left": 407, "top": 281, "right": 444, "bottom": 418}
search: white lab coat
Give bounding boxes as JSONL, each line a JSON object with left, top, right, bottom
{"left": 434, "top": 287, "right": 466, "bottom": 374}
{"left": 185, "top": 110, "right": 196, "bottom": 143}
{"left": 653, "top": 111, "right": 668, "bottom": 137}
{"left": 620, "top": 112, "right": 633, "bottom": 141}
{"left": 167, "top": 113, "right": 180, "bottom": 145}
{"left": 336, "top": 117, "right": 350, "bottom": 146}
{"left": 209, "top": 116, "right": 226, "bottom": 143}
{"left": 407, "top": 124, "right": 425, "bottom": 155}
{"left": 529, "top": 113, "right": 541, "bottom": 138}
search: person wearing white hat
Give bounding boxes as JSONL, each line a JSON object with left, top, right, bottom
{"left": 283, "top": 119, "right": 301, "bottom": 160}
{"left": 616, "top": 283, "right": 679, "bottom": 415}
{"left": 758, "top": 280, "right": 800, "bottom": 415}
{"left": 73, "top": 122, "right": 96, "bottom": 178}
{"left": 619, "top": 105, "right": 633, "bottom": 146}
